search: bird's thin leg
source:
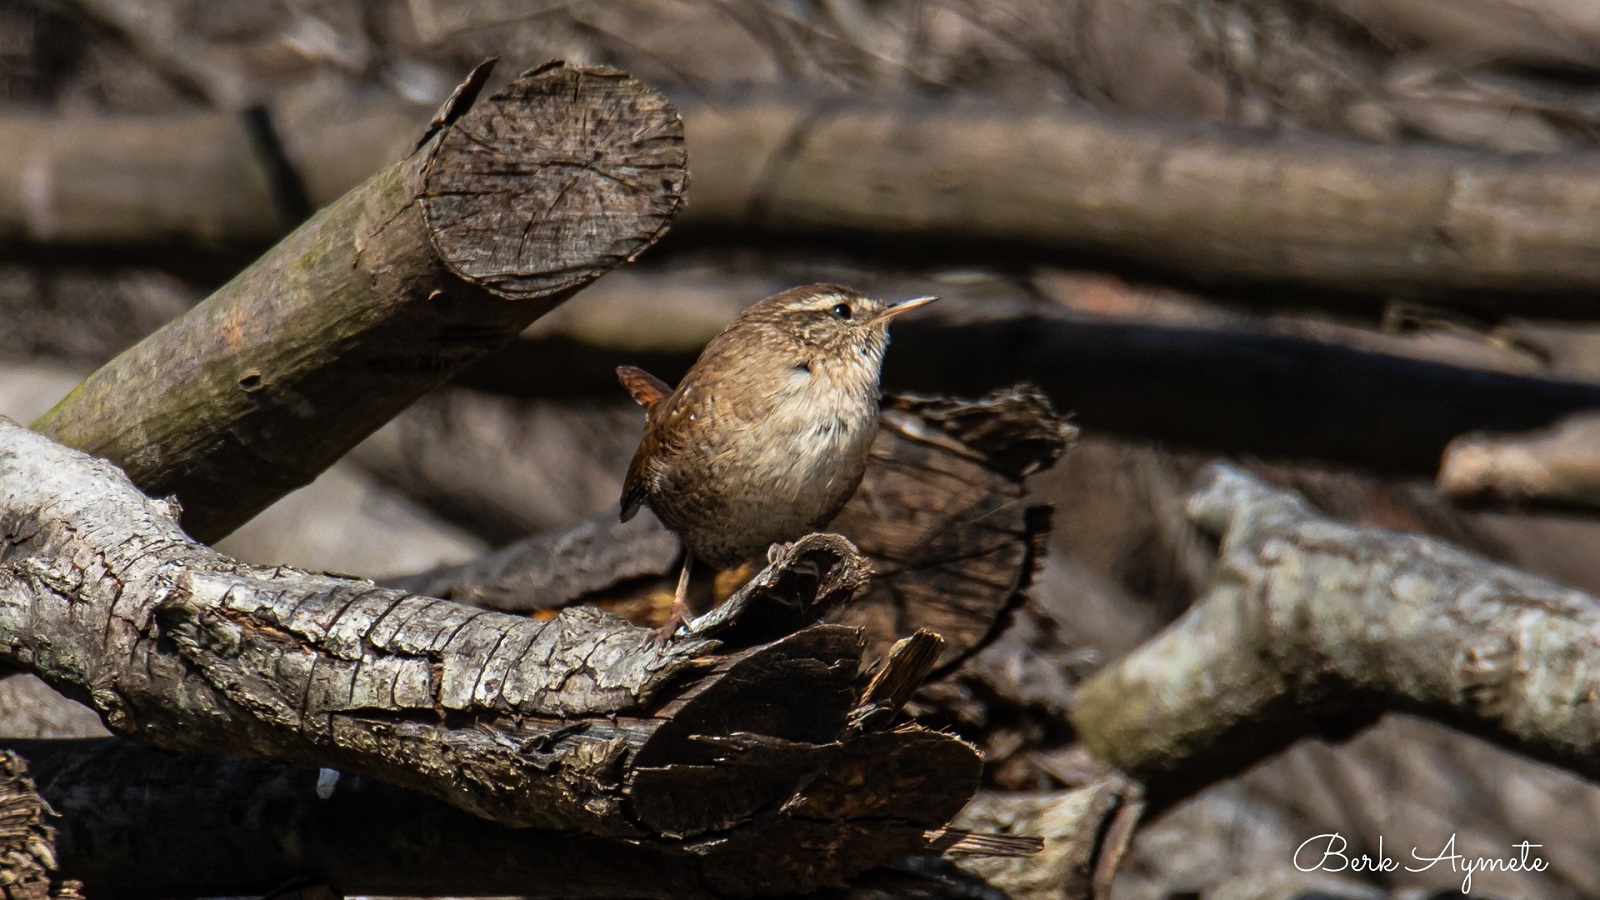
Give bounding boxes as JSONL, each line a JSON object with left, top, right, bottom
{"left": 651, "top": 552, "right": 694, "bottom": 643}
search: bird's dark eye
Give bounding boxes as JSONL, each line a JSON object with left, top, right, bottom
{"left": 831, "top": 303, "right": 852, "bottom": 319}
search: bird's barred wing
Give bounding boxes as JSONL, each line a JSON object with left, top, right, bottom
{"left": 617, "top": 365, "right": 678, "bottom": 521}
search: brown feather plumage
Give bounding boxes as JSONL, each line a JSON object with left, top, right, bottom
{"left": 616, "top": 284, "right": 934, "bottom": 567}
{"left": 616, "top": 365, "right": 671, "bottom": 413}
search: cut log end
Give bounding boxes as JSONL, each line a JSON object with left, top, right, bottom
{"left": 422, "top": 63, "right": 688, "bottom": 302}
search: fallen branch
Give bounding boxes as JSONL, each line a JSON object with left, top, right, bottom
{"left": 1439, "top": 411, "right": 1600, "bottom": 511}
{"left": 28, "top": 61, "right": 685, "bottom": 542}
{"left": 681, "top": 97, "right": 1600, "bottom": 307}
{"left": 0, "top": 420, "right": 987, "bottom": 895}
{"left": 12, "top": 94, "right": 1600, "bottom": 307}
{"left": 1072, "top": 463, "right": 1600, "bottom": 812}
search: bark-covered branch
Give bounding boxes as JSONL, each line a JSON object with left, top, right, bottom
{"left": 28, "top": 61, "right": 686, "bottom": 542}
{"left": 0, "top": 420, "right": 989, "bottom": 895}
{"left": 1439, "top": 411, "right": 1600, "bottom": 511}
{"left": 1072, "top": 463, "right": 1600, "bottom": 812}
{"left": 11, "top": 94, "right": 1600, "bottom": 308}
{"left": 681, "top": 97, "right": 1600, "bottom": 307}
{"left": 11, "top": 736, "right": 1056, "bottom": 900}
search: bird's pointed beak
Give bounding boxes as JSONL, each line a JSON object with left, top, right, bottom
{"left": 873, "top": 295, "right": 938, "bottom": 322}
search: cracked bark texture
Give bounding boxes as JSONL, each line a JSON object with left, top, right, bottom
{"left": 0, "top": 420, "right": 985, "bottom": 895}
{"left": 1073, "top": 463, "right": 1600, "bottom": 812}
{"left": 29, "top": 61, "right": 686, "bottom": 542}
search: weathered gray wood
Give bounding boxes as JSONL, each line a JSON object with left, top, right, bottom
{"left": 1073, "top": 464, "right": 1600, "bottom": 812}
{"left": 29, "top": 62, "right": 686, "bottom": 542}
{"left": 13, "top": 95, "right": 1600, "bottom": 309}
{"left": 0, "top": 420, "right": 987, "bottom": 894}
{"left": 683, "top": 96, "right": 1600, "bottom": 309}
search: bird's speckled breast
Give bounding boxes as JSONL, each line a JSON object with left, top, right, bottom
{"left": 647, "top": 354, "right": 881, "bottom": 568}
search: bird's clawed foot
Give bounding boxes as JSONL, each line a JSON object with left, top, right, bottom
{"left": 766, "top": 541, "right": 793, "bottom": 566}
{"left": 649, "top": 609, "right": 686, "bottom": 646}
{"left": 651, "top": 552, "right": 696, "bottom": 645}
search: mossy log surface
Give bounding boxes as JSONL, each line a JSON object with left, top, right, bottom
{"left": 29, "top": 62, "right": 686, "bottom": 542}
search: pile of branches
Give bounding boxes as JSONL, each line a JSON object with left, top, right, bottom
{"left": 10, "top": 1, "right": 1600, "bottom": 898}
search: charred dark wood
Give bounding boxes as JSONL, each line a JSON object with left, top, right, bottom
{"left": 388, "top": 510, "right": 681, "bottom": 609}
{"left": 0, "top": 420, "right": 988, "bottom": 895}
{"left": 0, "top": 739, "right": 699, "bottom": 899}
{"left": 28, "top": 62, "right": 686, "bottom": 542}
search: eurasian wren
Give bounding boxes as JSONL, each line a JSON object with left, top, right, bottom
{"left": 617, "top": 283, "right": 937, "bottom": 638}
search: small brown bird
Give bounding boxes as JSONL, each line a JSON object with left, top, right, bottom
{"left": 618, "top": 283, "right": 937, "bottom": 639}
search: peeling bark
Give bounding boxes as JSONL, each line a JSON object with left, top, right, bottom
{"left": 0, "top": 420, "right": 986, "bottom": 895}
{"left": 28, "top": 61, "right": 686, "bottom": 542}
{"left": 1073, "top": 464, "right": 1600, "bottom": 812}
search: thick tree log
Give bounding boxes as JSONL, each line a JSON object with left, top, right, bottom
{"left": 1439, "top": 411, "right": 1600, "bottom": 511}
{"left": 0, "top": 420, "right": 990, "bottom": 895}
{"left": 394, "top": 387, "right": 1071, "bottom": 668}
{"left": 8, "top": 736, "right": 1043, "bottom": 900}
{"left": 10, "top": 94, "right": 1600, "bottom": 308}
{"left": 680, "top": 97, "right": 1600, "bottom": 307}
{"left": 3, "top": 739, "right": 708, "bottom": 898}
{"left": 1072, "top": 464, "right": 1600, "bottom": 812}
{"left": 28, "top": 61, "right": 685, "bottom": 542}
